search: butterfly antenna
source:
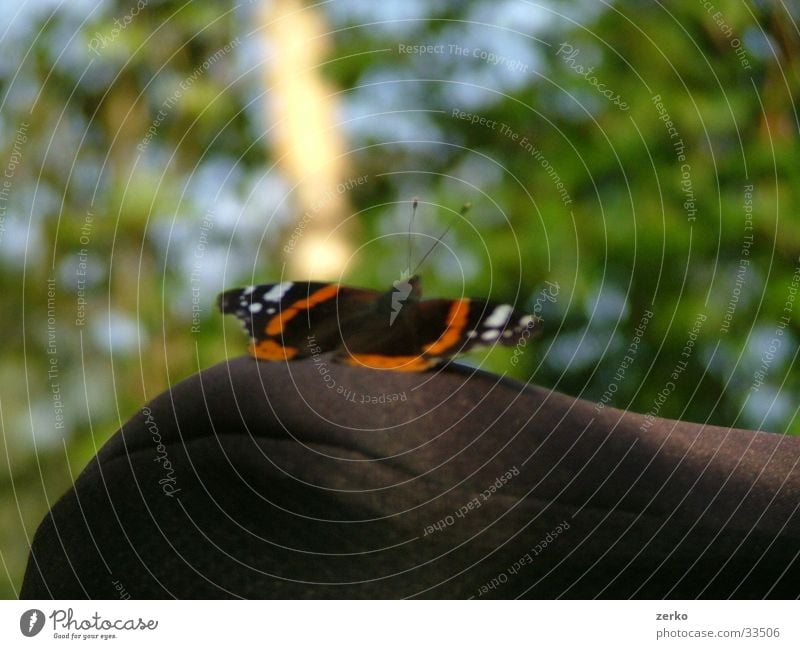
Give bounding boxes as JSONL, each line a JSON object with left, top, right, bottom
{"left": 411, "top": 202, "right": 471, "bottom": 276}
{"left": 405, "top": 197, "right": 419, "bottom": 278}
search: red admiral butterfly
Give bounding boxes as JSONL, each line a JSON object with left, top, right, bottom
{"left": 218, "top": 275, "right": 538, "bottom": 372}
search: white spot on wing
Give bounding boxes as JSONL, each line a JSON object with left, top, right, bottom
{"left": 243, "top": 285, "right": 256, "bottom": 295}
{"left": 519, "top": 315, "right": 534, "bottom": 328}
{"left": 481, "top": 329, "right": 501, "bottom": 341}
{"left": 248, "top": 302, "right": 263, "bottom": 313}
{"left": 263, "top": 282, "right": 293, "bottom": 303}
{"left": 484, "top": 304, "right": 513, "bottom": 329}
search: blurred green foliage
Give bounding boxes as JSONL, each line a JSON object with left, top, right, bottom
{"left": 1, "top": 0, "right": 798, "bottom": 597}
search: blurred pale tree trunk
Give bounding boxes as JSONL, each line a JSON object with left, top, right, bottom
{"left": 262, "top": 0, "right": 353, "bottom": 279}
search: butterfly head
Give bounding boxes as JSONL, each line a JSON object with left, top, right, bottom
{"left": 382, "top": 273, "right": 421, "bottom": 325}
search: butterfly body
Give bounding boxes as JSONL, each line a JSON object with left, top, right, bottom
{"left": 218, "top": 277, "right": 538, "bottom": 371}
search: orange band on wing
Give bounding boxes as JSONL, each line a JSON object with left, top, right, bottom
{"left": 265, "top": 284, "right": 340, "bottom": 335}
{"left": 266, "top": 307, "right": 299, "bottom": 335}
{"left": 292, "top": 283, "right": 340, "bottom": 309}
{"left": 423, "top": 299, "right": 470, "bottom": 355}
{"left": 250, "top": 339, "right": 298, "bottom": 360}
{"left": 342, "top": 354, "right": 435, "bottom": 372}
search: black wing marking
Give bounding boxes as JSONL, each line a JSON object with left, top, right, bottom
{"left": 219, "top": 281, "right": 380, "bottom": 359}
{"left": 411, "top": 298, "right": 539, "bottom": 359}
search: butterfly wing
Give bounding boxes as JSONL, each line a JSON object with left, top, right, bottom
{"left": 336, "top": 297, "right": 539, "bottom": 371}
{"left": 219, "top": 281, "right": 380, "bottom": 361}
{"left": 416, "top": 298, "right": 539, "bottom": 356}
